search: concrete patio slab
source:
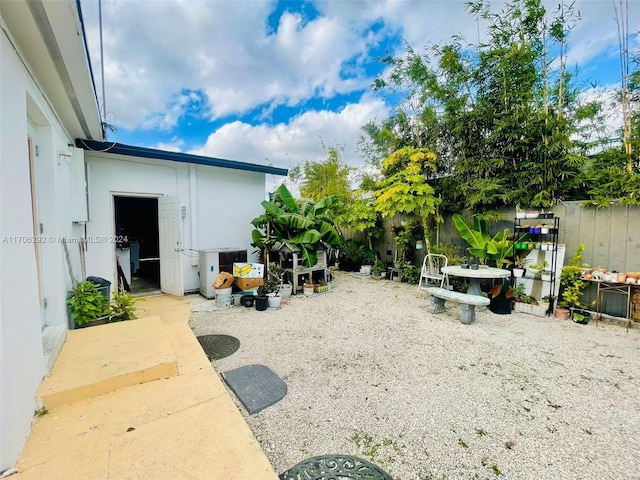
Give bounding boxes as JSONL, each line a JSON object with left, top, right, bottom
{"left": 14, "top": 295, "right": 278, "bottom": 480}
{"left": 37, "top": 316, "right": 178, "bottom": 410}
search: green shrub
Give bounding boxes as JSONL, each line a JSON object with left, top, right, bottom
{"left": 558, "top": 244, "right": 589, "bottom": 309}
{"left": 66, "top": 281, "right": 109, "bottom": 326}
{"left": 109, "top": 289, "right": 142, "bottom": 322}
{"left": 401, "top": 264, "right": 421, "bottom": 284}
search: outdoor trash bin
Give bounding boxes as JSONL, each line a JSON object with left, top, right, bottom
{"left": 86, "top": 276, "right": 111, "bottom": 301}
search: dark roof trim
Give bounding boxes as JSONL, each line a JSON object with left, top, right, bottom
{"left": 75, "top": 139, "right": 289, "bottom": 176}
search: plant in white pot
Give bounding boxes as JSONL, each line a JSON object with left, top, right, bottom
{"left": 268, "top": 262, "right": 292, "bottom": 299}
{"left": 512, "top": 256, "right": 527, "bottom": 278}
{"left": 259, "top": 278, "right": 282, "bottom": 308}
{"left": 263, "top": 262, "right": 283, "bottom": 307}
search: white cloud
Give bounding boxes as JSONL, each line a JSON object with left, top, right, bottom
{"left": 83, "top": 0, "right": 380, "bottom": 129}
{"left": 154, "top": 137, "right": 185, "bottom": 152}
{"left": 188, "top": 95, "right": 389, "bottom": 170}
{"left": 80, "top": 0, "right": 637, "bottom": 173}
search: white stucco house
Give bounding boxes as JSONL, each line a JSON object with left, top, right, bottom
{"left": 0, "top": 1, "right": 286, "bottom": 472}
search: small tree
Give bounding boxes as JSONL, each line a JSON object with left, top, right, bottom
{"left": 335, "top": 193, "right": 382, "bottom": 251}
{"left": 299, "top": 145, "right": 353, "bottom": 203}
{"left": 374, "top": 147, "right": 441, "bottom": 251}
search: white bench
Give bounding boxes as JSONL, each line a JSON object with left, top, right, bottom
{"left": 424, "top": 287, "right": 490, "bottom": 325}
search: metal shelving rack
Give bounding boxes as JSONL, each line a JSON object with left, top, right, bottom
{"left": 513, "top": 215, "right": 560, "bottom": 307}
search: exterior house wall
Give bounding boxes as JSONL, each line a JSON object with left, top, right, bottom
{"left": 84, "top": 154, "right": 266, "bottom": 294}
{"left": 194, "top": 163, "right": 265, "bottom": 266}
{"left": 0, "top": 31, "right": 82, "bottom": 471}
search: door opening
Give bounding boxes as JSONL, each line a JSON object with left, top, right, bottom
{"left": 114, "top": 196, "right": 161, "bottom": 295}
{"left": 28, "top": 136, "right": 47, "bottom": 329}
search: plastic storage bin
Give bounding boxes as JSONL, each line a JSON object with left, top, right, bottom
{"left": 86, "top": 276, "right": 111, "bottom": 301}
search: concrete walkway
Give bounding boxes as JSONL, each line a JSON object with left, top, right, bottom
{"left": 13, "top": 295, "right": 278, "bottom": 480}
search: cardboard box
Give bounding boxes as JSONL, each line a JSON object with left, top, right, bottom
{"left": 233, "top": 263, "right": 264, "bottom": 278}
{"left": 212, "top": 272, "right": 234, "bottom": 289}
{"left": 234, "top": 277, "right": 264, "bottom": 291}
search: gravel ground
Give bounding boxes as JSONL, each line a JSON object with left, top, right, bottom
{"left": 189, "top": 271, "right": 640, "bottom": 480}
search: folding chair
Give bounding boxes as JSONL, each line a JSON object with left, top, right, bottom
{"left": 417, "top": 253, "right": 449, "bottom": 295}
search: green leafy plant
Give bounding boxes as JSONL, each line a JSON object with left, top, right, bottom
{"left": 452, "top": 214, "right": 491, "bottom": 261}
{"left": 452, "top": 214, "right": 522, "bottom": 267}
{"left": 251, "top": 184, "right": 343, "bottom": 268}
{"left": 258, "top": 280, "right": 280, "bottom": 295}
{"left": 429, "top": 242, "right": 463, "bottom": 265}
{"left": 66, "top": 281, "right": 109, "bottom": 326}
{"left": 260, "top": 262, "right": 284, "bottom": 295}
{"left": 371, "top": 259, "right": 386, "bottom": 276}
{"left": 514, "top": 255, "right": 528, "bottom": 269}
{"left": 108, "top": 289, "right": 142, "bottom": 322}
{"left": 338, "top": 238, "right": 376, "bottom": 271}
{"left": 401, "top": 264, "right": 421, "bottom": 284}
{"left": 392, "top": 223, "right": 414, "bottom": 264}
{"left": 558, "top": 244, "right": 590, "bottom": 309}
{"left": 374, "top": 147, "right": 441, "bottom": 251}
{"left": 511, "top": 283, "right": 526, "bottom": 300}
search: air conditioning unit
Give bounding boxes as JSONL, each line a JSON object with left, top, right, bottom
{"left": 199, "top": 248, "right": 247, "bottom": 299}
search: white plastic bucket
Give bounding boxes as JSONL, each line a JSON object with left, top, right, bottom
{"left": 215, "top": 287, "right": 232, "bottom": 309}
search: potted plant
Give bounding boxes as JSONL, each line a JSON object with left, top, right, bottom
{"left": 489, "top": 282, "right": 514, "bottom": 314}
{"left": 541, "top": 269, "right": 553, "bottom": 282}
{"left": 528, "top": 260, "right": 548, "bottom": 278}
{"left": 264, "top": 262, "right": 286, "bottom": 305}
{"left": 108, "top": 289, "right": 142, "bottom": 322}
{"left": 512, "top": 256, "right": 527, "bottom": 278}
{"left": 67, "top": 280, "right": 110, "bottom": 328}
{"left": 392, "top": 222, "right": 414, "bottom": 268}
{"left": 557, "top": 244, "right": 592, "bottom": 320}
{"left": 303, "top": 272, "right": 316, "bottom": 296}
{"left": 314, "top": 279, "right": 330, "bottom": 294}
{"left": 371, "top": 259, "right": 386, "bottom": 279}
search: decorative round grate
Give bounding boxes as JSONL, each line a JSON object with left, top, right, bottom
{"left": 196, "top": 334, "right": 240, "bottom": 360}
{"left": 279, "top": 454, "right": 393, "bottom": 480}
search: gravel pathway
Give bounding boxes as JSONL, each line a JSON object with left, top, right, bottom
{"left": 189, "top": 271, "right": 640, "bottom": 480}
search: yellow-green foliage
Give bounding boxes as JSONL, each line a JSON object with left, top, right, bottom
{"left": 375, "top": 148, "right": 440, "bottom": 247}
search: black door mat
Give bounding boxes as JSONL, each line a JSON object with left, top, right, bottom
{"left": 222, "top": 364, "right": 287, "bottom": 414}
{"left": 279, "top": 454, "right": 394, "bottom": 480}
{"left": 196, "top": 335, "right": 240, "bottom": 360}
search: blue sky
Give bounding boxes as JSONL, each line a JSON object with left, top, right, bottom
{"left": 80, "top": 0, "right": 639, "bottom": 178}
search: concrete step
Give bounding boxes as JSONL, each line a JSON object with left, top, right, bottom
{"left": 37, "top": 316, "right": 178, "bottom": 410}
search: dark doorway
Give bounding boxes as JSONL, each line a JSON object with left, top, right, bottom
{"left": 114, "top": 196, "right": 160, "bottom": 295}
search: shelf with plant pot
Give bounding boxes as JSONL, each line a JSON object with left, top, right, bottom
{"left": 512, "top": 215, "right": 565, "bottom": 316}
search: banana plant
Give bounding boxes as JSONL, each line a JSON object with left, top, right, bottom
{"left": 251, "top": 184, "right": 343, "bottom": 267}
{"left": 452, "top": 213, "right": 492, "bottom": 261}
{"left": 452, "top": 214, "right": 520, "bottom": 268}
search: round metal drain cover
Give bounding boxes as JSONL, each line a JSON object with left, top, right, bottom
{"left": 196, "top": 334, "right": 240, "bottom": 360}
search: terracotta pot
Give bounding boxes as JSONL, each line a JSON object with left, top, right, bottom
{"left": 555, "top": 307, "right": 570, "bottom": 320}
